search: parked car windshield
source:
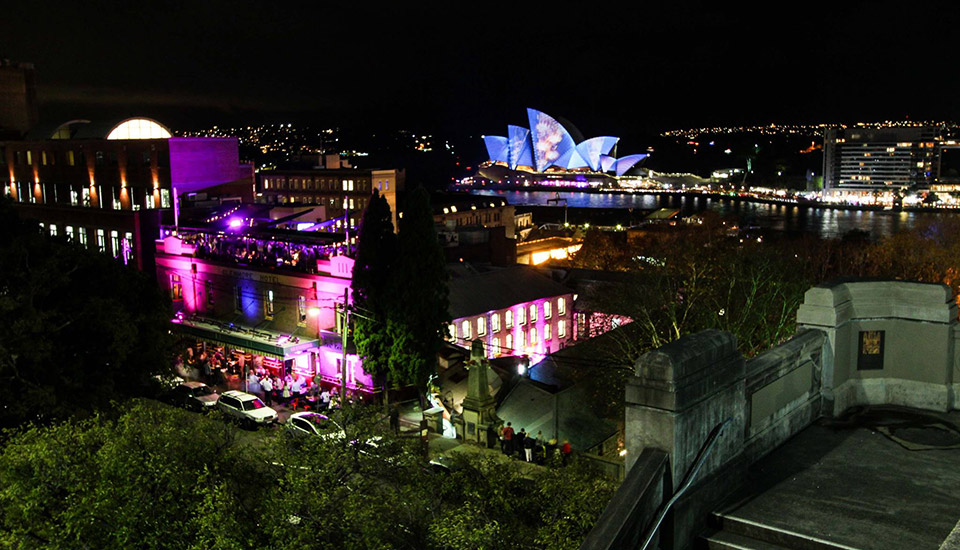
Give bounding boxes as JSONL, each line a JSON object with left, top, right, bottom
{"left": 243, "top": 399, "right": 266, "bottom": 411}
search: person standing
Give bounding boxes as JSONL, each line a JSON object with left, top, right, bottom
{"left": 389, "top": 405, "right": 400, "bottom": 435}
{"left": 523, "top": 430, "right": 535, "bottom": 463}
{"left": 502, "top": 422, "right": 514, "bottom": 455}
{"left": 515, "top": 429, "right": 527, "bottom": 461}
{"left": 261, "top": 375, "right": 273, "bottom": 405}
{"left": 561, "top": 439, "right": 572, "bottom": 466}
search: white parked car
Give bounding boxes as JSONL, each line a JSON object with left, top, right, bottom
{"left": 217, "top": 390, "right": 277, "bottom": 428}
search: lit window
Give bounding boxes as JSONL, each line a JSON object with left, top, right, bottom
{"left": 78, "top": 227, "right": 88, "bottom": 247}
{"left": 477, "top": 316, "right": 486, "bottom": 336}
{"left": 545, "top": 323, "right": 552, "bottom": 341}
{"left": 298, "top": 296, "right": 306, "bottom": 323}
{"left": 170, "top": 274, "right": 182, "bottom": 301}
{"left": 530, "top": 327, "right": 538, "bottom": 345}
{"left": 26, "top": 151, "right": 32, "bottom": 165}
{"left": 67, "top": 151, "right": 75, "bottom": 166}
{"left": 124, "top": 232, "right": 133, "bottom": 262}
{"left": 506, "top": 333, "right": 513, "bottom": 352}
{"left": 492, "top": 337, "right": 500, "bottom": 357}
{"left": 110, "top": 230, "right": 120, "bottom": 257}
{"left": 96, "top": 229, "right": 105, "bottom": 252}
{"left": 505, "top": 309, "right": 513, "bottom": 328}
{"left": 544, "top": 301, "right": 552, "bottom": 319}
{"left": 448, "top": 323, "right": 456, "bottom": 341}
{"left": 558, "top": 297, "right": 566, "bottom": 315}
{"left": 517, "top": 330, "right": 525, "bottom": 349}
{"left": 558, "top": 320, "right": 566, "bottom": 338}
{"left": 160, "top": 189, "right": 171, "bottom": 208}
{"left": 461, "top": 320, "right": 471, "bottom": 340}
{"left": 65, "top": 225, "right": 74, "bottom": 242}
{"left": 106, "top": 118, "right": 172, "bottom": 140}
{"left": 530, "top": 304, "right": 537, "bottom": 322}
{"left": 492, "top": 313, "right": 500, "bottom": 332}
{"left": 517, "top": 306, "right": 526, "bottom": 325}
{"left": 49, "top": 224, "right": 57, "bottom": 237}
{"left": 41, "top": 151, "right": 48, "bottom": 165}
{"left": 265, "top": 290, "right": 275, "bottom": 319}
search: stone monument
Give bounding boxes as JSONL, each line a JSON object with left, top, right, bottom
{"left": 460, "top": 339, "right": 502, "bottom": 447}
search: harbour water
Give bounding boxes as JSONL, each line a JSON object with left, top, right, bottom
{"left": 468, "top": 190, "right": 953, "bottom": 239}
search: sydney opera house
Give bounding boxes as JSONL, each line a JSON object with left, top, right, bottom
{"left": 477, "top": 108, "right": 648, "bottom": 187}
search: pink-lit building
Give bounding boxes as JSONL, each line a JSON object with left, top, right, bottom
{"left": 446, "top": 265, "right": 575, "bottom": 361}
{"left": 156, "top": 224, "right": 374, "bottom": 393}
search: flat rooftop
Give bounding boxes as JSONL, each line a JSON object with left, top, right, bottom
{"left": 717, "top": 406, "right": 960, "bottom": 549}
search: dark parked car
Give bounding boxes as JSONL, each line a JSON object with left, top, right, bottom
{"left": 167, "top": 381, "right": 220, "bottom": 412}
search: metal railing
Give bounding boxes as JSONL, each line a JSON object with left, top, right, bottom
{"left": 640, "top": 417, "right": 733, "bottom": 550}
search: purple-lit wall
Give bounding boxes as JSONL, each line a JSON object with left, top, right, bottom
{"left": 450, "top": 293, "right": 575, "bottom": 361}
{"left": 169, "top": 137, "right": 252, "bottom": 195}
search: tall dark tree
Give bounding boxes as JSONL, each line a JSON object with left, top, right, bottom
{"left": 0, "top": 198, "right": 174, "bottom": 428}
{"left": 350, "top": 190, "right": 398, "bottom": 391}
{"left": 387, "top": 186, "right": 450, "bottom": 391}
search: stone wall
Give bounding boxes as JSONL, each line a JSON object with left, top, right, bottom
{"left": 584, "top": 279, "right": 960, "bottom": 550}
{"left": 797, "top": 280, "right": 958, "bottom": 415}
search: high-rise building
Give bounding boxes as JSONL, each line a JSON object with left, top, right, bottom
{"left": 822, "top": 127, "right": 941, "bottom": 195}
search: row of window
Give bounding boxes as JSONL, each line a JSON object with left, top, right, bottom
{"left": 261, "top": 177, "right": 370, "bottom": 192}
{"left": 173, "top": 278, "right": 318, "bottom": 328}
{"left": 40, "top": 222, "right": 133, "bottom": 262}
{"left": 4, "top": 148, "right": 167, "bottom": 168}
{"left": 450, "top": 298, "right": 568, "bottom": 343}
{"left": 457, "top": 321, "right": 568, "bottom": 357}
{"left": 7, "top": 182, "right": 171, "bottom": 210}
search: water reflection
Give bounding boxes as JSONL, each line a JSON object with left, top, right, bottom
{"left": 471, "top": 190, "right": 956, "bottom": 239}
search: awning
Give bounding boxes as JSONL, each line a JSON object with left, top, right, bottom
{"left": 172, "top": 317, "right": 319, "bottom": 361}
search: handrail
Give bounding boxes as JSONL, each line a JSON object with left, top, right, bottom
{"left": 639, "top": 417, "right": 733, "bottom": 550}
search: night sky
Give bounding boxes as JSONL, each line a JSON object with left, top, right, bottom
{"left": 6, "top": 1, "right": 960, "bottom": 137}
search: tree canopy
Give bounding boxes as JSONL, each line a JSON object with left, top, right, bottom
{"left": 351, "top": 190, "right": 399, "bottom": 387}
{"left": 0, "top": 400, "right": 616, "bottom": 549}
{"left": 0, "top": 198, "right": 174, "bottom": 428}
{"left": 387, "top": 186, "right": 450, "bottom": 390}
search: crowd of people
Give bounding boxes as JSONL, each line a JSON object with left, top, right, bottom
{"left": 497, "top": 422, "right": 573, "bottom": 466}
{"left": 244, "top": 369, "right": 340, "bottom": 410}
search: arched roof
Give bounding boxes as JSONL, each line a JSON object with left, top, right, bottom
{"left": 106, "top": 118, "right": 172, "bottom": 140}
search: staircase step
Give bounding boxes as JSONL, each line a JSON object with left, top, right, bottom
{"left": 702, "top": 529, "right": 791, "bottom": 550}
{"left": 715, "top": 514, "right": 861, "bottom": 550}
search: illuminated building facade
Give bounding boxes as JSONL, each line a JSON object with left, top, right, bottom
{"left": 481, "top": 108, "right": 648, "bottom": 179}
{"left": 1, "top": 117, "right": 254, "bottom": 270}
{"left": 257, "top": 166, "right": 404, "bottom": 231}
{"left": 447, "top": 266, "right": 575, "bottom": 360}
{"left": 156, "top": 224, "right": 374, "bottom": 393}
{"left": 823, "top": 127, "right": 941, "bottom": 195}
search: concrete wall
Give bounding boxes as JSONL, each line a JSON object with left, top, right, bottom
{"left": 797, "top": 280, "right": 958, "bottom": 415}
{"left": 586, "top": 280, "right": 960, "bottom": 549}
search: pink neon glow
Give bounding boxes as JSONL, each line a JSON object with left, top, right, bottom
{"left": 228, "top": 218, "right": 244, "bottom": 228}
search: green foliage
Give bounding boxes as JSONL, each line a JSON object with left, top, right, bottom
{"left": 386, "top": 187, "right": 450, "bottom": 390}
{"left": 350, "top": 187, "right": 449, "bottom": 392}
{"left": 0, "top": 198, "right": 174, "bottom": 428}
{"left": 352, "top": 191, "right": 399, "bottom": 382}
{"left": 0, "top": 400, "right": 265, "bottom": 549}
{"left": 0, "top": 402, "right": 616, "bottom": 549}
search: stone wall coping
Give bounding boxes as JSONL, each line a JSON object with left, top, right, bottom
{"left": 634, "top": 329, "right": 738, "bottom": 380}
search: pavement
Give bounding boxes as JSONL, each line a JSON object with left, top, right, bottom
{"left": 719, "top": 406, "right": 960, "bottom": 549}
